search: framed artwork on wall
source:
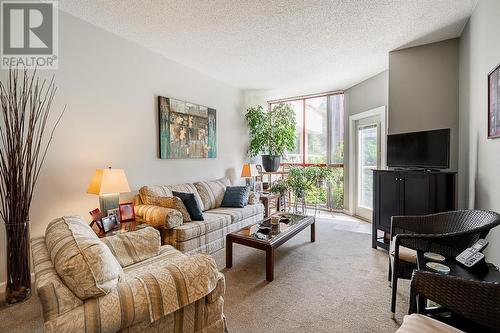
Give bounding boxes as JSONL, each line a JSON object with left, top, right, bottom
{"left": 158, "top": 96, "right": 217, "bottom": 158}
{"left": 488, "top": 63, "right": 500, "bottom": 139}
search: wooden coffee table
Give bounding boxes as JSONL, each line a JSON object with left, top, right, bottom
{"left": 226, "top": 214, "right": 315, "bottom": 282}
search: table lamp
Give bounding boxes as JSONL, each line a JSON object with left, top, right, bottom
{"left": 87, "top": 167, "right": 131, "bottom": 215}
{"left": 241, "top": 163, "right": 259, "bottom": 190}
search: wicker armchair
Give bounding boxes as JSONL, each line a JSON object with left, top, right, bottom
{"left": 389, "top": 210, "right": 500, "bottom": 316}
{"left": 409, "top": 270, "right": 500, "bottom": 332}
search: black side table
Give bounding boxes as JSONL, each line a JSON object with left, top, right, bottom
{"left": 416, "top": 251, "right": 500, "bottom": 283}
{"left": 413, "top": 250, "right": 500, "bottom": 330}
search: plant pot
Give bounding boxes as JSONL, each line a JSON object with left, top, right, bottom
{"left": 261, "top": 155, "right": 281, "bottom": 172}
{"left": 4, "top": 221, "right": 31, "bottom": 305}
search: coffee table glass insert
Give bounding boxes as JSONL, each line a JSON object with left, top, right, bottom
{"left": 233, "top": 214, "right": 310, "bottom": 242}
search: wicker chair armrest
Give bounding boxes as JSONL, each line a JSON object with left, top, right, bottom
{"left": 390, "top": 215, "right": 441, "bottom": 237}
{"left": 392, "top": 210, "right": 500, "bottom": 237}
{"left": 391, "top": 215, "right": 432, "bottom": 228}
{"left": 410, "top": 270, "right": 500, "bottom": 330}
{"left": 394, "top": 232, "right": 465, "bottom": 241}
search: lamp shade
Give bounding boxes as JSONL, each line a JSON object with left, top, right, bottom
{"left": 87, "top": 168, "right": 131, "bottom": 195}
{"left": 241, "top": 163, "right": 259, "bottom": 178}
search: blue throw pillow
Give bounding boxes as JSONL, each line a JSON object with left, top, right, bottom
{"left": 221, "top": 186, "right": 249, "bottom": 208}
{"left": 172, "top": 191, "right": 204, "bottom": 221}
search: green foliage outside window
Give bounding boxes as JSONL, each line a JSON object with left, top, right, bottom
{"left": 304, "top": 167, "right": 344, "bottom": 209}
{"left": 270, "top": 166, "right": 344, "bottom": 210}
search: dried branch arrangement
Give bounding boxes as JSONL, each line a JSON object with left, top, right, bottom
{"left": 0, "top": 68, "right": 64, "bottom": 304}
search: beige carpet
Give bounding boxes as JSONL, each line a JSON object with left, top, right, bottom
{"left": 0, "top": 218, "right": 410, "bottom": 333}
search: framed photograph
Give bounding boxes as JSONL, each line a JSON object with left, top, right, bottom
{"left": 101, "top": 214, "right": 120, "bottom": 233}
{"left": 107, "top": 208, "right": 120, "bottom": 222}
{"left": 89, "top": 208, "right": 103, "bottom": 231}
{"left": 488, "top": 63, "right": 500, "bottom": 139}
{"left": 119, "top": 202, "right": 135, "bottom": 222}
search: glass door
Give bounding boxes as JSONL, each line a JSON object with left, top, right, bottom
{"left": 356, "top": 123, "right": 379, "bottom": 220}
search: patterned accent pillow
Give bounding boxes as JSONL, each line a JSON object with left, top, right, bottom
{"left": 141, "top": 195, "right": 191, "bottom": 222}
{"left": 194, "top": 177, "right": 230, "bottom": 211}
{"left": 139, "top": 183, "right": 204, "bottom": 211}
{"left": 221, "top": 186, "right": 249, "bottom": 208}
{"left": 45, "top": 215, "right": 124, "bottom": 300}
{"left": 173, "top": 191, "right": 204, "bottom": 221}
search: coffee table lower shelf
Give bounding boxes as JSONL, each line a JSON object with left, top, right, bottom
{"left": 225, "top": 215, "right": 315, "bottom": 282}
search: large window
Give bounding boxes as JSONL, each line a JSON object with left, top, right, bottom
{"left": 269, "top": 94, "right": 344, "bottom": 166}
{"left": 269, "top": 93, "right": 345, "bottom": 209}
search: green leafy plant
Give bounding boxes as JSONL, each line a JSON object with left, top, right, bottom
{"left": 269, "top": 179, "right": 288, "bottom": 195}
{"left": 286, "top": 167, "right": 313, "bottom": 199}
{"left": 245, "top": 103, "right": 296, "bottom": 157}
{"left": 279, "top": 166, "right": 339, "bottom": 198}
{"left": 306, "top": 166, "right": 335, "bottom": 186}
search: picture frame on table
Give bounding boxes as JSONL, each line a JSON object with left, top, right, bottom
{"left": 119, "top": 202, "right": 135, "bottom": 222}
{"left": 89, "top": 208, "right": 104, "bottom": 231}
{"left": 101, "top": 214, "right": 120, "bottom": 233}
{"left": 107, "top": 208, "right": 120, "bottom": 222}
{"left": 488, "top": 63, "right": 500, "bottom": 139}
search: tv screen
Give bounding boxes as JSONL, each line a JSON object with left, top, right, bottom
{"left": 387, "top": 129, "right": 450, "bottom": 169}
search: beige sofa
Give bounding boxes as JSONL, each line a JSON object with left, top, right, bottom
{"left": 134, "top": 177, "right": 264, "bottom": 254}
{"left": 32, "top": 215, "right": 226, "bottom": 333}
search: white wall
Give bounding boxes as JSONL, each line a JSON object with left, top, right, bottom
{"left": 344, "top": 71, "right": 388, "bottom": 210}
{"left": 389, "top": 39, "right": 459, "bottom": 172}
{"left": 0, "top": 11, "right": 246, "bottom": 284}
{"left": 459, "top": 0, "right": 500, "bottom": 264}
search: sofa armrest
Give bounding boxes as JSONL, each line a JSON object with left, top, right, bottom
{"left": 207, "top": 272, "right": 225, "bottom": 304}
{"left": 100, "top": 227, "right": 161, "bottom": 267}
{"left": 135, "top": 204, "right": 183, "bottom": 229}
{"left": 32, "top": 237, "right": 83, "bottom": 323}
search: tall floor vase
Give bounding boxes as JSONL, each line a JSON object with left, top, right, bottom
{"left": 4, "top": 221, "right": 31, "bottom": 305}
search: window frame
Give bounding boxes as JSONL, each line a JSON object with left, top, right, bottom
{"left": 268, "top": 91, "right": 344, "bottom": 167}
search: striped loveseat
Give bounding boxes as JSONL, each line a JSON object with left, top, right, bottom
{"left": 32, "top": 215, "right": 226, "bottom": 333}
{"left": 135, "top": 177, "right": 264, "bottom": 254}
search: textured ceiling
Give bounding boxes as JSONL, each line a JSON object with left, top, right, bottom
{"left": 59, "top": 0, "right": 477, "bottom": 91}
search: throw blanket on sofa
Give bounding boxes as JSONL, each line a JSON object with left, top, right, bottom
{"left": 33, "top": 237, "right": 222, "bottom": 333}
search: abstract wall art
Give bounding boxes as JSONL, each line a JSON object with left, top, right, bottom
{"left": 158, "top": 96, "right": 216, "bottom": 158}
{"left": 488, "top": 63, "right": 500, "bottom": 139}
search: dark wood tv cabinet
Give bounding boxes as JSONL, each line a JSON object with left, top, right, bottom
{"left": 372, "top": 169, "right": 456, "bottom": 250}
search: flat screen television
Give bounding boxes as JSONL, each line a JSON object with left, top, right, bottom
{"left": 387, "top": 128, "right": 450, "bottom": 169}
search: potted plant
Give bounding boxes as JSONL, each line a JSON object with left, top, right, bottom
{"left": 269, "top": 179, "right": 289, "bottom": 196}
{"left": 287, "top": 167, "right": 312, "bottom": 199}
{"left": 0, "top": 68, "right": 64, "bottom": 304}
{"left": 245, "top": 103, "right": 296, "bottom": 172}
{"left": 306, "top": 166, "right": 335, "bottom": 187}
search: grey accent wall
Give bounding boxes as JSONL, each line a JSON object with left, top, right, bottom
{"left": 389, "top": 39, "right": 459, "bottom": 172}
{"left": 345, "top": 71, "right": 388, "bottom": 117}
{"left": 459, "top": 0, "right": 500, "bottom": 264}
{"left": 0, "top": 11, "right": 246, "bottom": 285}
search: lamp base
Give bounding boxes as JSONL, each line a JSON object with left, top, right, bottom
{"left": 245, "top": 178, "right": 256, "bottom": 192}
{"left": 99, "top": 193, "right": 119, "bottom": 216}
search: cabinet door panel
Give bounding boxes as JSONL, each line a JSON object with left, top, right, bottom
{"left": 378, "top": 172, "right": 400, "bottom": 230}
{"left": 403, "top": 173, "right": 431, "bottom": 215}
